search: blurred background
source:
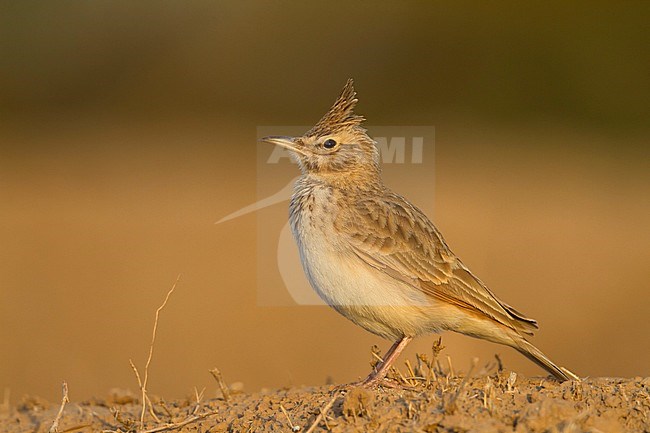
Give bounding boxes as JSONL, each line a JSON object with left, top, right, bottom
{"left": 1, "top": 1, "right": 648, "bottom": 401}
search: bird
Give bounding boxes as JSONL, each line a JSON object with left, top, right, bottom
{"left": 260, "top": 79, "right": 576, "bottom": 386}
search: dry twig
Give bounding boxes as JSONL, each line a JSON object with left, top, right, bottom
{"left": 404, "top": 360, "right": 418, "bottom": 386}
{"left": 305, "top": 391, "right": 343, "bottom": 433}
{"left": 209, "top": 368, "right": 231, "bottom": 403}
{"left": 431, "top": 337, "right": 445, "bottom": 361}
{"left": 48, "top": 381, "right": 69, "bottom": 433}
{"left": 191, "top": 387, "right": 206, "bottom": 415}
{"left": 129, "top": 359, "right": 160, "bottom": 423}
{"left": 446, "top": 355, "right": 455, "bottom": 378}
{"left": 138, "top": 411, "right": 219, "bottom": 433}
{"left": 136, "top": 274, "right": 182, "bottom": 430}
{"left": 280, "top": 404, "right": 300, "bottom": 432}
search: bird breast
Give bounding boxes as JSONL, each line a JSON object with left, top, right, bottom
{"left": 289, "top": 181, "right": 431, "bottom": 310}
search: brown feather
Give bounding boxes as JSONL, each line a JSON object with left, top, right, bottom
{"left": 338, "top": 192, "right": 539, "bottom": 336}
{"left": 306, "top": 78, "right": 366, "bottom": 138}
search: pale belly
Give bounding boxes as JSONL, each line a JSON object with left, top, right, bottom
{"left": 291, "top": 214, "right": 463, "bottom": 340}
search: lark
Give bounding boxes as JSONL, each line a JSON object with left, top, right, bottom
{"left": 261, "top": 79, "right": 576, "bottom": 386}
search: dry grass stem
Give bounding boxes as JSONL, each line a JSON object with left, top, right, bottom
{"left": 404, "top": 360, "right": 417, "bottom": 386}
{"left": 138, "top": 411, "right": 218, "bottom": 433}
{"left": 58, "top": 423, "right": 92, "bottom": 433}
{"left": 436, "top": 360, "right": 444, "bottom": 377}
{"left": 130, "top": 356, "right": 160, "bottom": 422}
{"left": 483, "top": 376, "right": 494, "bottom": 413}
{"left": 192, "top": 387, "right": 206, "bottom": 415}
{"left": 130, "top": 358, "right": 159, "bottom": 418}
{"left": 431, "top": 337, "right": 445, "bottom": 360}
{"left": 209, "top": 368, "right": 230, "bottom": 403}
{"left": 305, "top": 391, "right": 342, "bottom": 433}
{"left": 446, "top": 355, "right": 455, "bottom": 378}
{"left": 130, "top": 359, "right": 143, "bottom": 389}
{"left": 134, "top": 274, "right": 181, "bottom": 430}
{"left": 158, "top": 400, "right": 173, "bottom": 419}
{"left": 194, "top": 387, "right": 205, "bottom": 404}
{"left": 48, "top": 381, "right": 69, "bottom": 433}
{"left": 280, "top": 404, "right": 300, "bottom": 432}
{"left": 393, "top": 367, "right": 410, "bottom": 386}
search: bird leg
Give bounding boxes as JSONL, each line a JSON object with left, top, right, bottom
{"left": 361, "top": 336, "right": 413, "bottom": 387}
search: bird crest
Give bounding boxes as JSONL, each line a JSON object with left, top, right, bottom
{"left": 306, "top": 78, "right": 366, "bottom": 137}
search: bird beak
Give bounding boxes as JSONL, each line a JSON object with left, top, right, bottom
{"left": 259, "top": 136, "right": 309, "bottom": 157}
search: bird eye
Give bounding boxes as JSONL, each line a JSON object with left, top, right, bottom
{"left": 323, "top": 139, "right": 337, "bottom": 149}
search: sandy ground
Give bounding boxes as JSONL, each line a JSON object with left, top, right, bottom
{"left": 4, "top": 354, "right": 649, "bottom": 433}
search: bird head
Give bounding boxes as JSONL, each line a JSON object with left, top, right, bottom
{"left": 261, "top": 79, "right": 380, "bottom": 182}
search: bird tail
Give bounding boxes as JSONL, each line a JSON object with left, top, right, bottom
{"left": 512, "top": 336, "right": 578, "bottom": 382}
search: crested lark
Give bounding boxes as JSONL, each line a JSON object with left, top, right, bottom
{"left": 261, "top": 79, "right": 575, "bottom": 385}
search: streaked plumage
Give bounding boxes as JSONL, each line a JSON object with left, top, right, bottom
{"left": 262, "top": 79, "right": 576, "bottom": 385}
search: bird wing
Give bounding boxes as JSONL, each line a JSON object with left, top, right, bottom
{"left": 336, "top": 192, "right": 538, "bottom": 335}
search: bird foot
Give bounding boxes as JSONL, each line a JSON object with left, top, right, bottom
{"left": 345, "top": 373, "right": 413, "bottom": 390}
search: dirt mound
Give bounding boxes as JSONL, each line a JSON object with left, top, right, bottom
{"left": 4, "top": 374, "right": 649, "bottom": 433}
